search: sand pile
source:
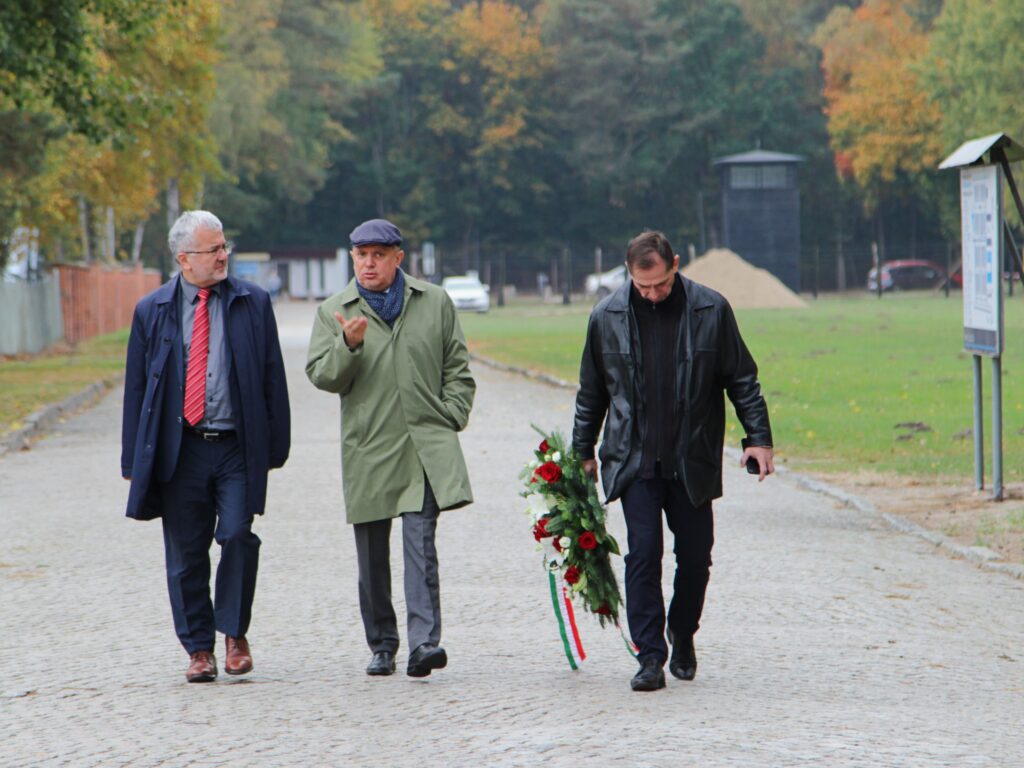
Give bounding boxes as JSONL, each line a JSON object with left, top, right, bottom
{"left": 681, "top": 248, "right": 807, "bottom": 309}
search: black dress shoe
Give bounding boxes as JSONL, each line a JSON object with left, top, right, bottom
{"left": 630, "top": 659, "right": 666, "bottom": 691}
{"left": 406, "top": 644, "right": 448, "bottom": 678}
{"left": 669, "top": 633, "right": 697, "bottom": 681}
{"left": 366, "top": 651, "right": 396, "bottom": 676}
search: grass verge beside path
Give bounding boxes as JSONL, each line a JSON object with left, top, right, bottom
{"left": 459, "top": 293, "right": 1024, "bottom": 481}
{"left": 0, "top": 329, "right": 129, "bottom": 439}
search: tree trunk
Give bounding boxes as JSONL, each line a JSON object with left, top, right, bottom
{"left": 131, "top": 221, "right": 145, "bottom": 263}
{"left": 835, "top": 209, "right": 846, "bottom": 292}
{"left": 909, "top": 204, "right": 918, "bottom": 259}
{"left": 78, "top": 197, "right": 92, "bottom": 264}
{"left": 166, "top": 178, "right": 180, "bottom": 227}
{"left": 876, "top": 209, "right": 886, "bottom": 262}
{"left": 462, "top": 224, "right": 473, "bottom": 274}
{"left": 104, "top": 206, "right": 116, "bottom": 263}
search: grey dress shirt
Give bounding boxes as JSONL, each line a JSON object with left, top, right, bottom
{"left": 179, "top": 275, "right": 235, "bottom": 430}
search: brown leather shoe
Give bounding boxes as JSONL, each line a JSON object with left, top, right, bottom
{"left": 186, "top": 650, "right": 217, "bottom": 683}
{"left": 225, "top": 636, "right": 253, "bottom": 675}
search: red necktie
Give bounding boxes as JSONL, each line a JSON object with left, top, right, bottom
{"left": 183, "top": 288, "right": 210, "bottom": 426}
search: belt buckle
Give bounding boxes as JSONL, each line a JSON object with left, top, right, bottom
{"left": 199, "top": 430, "right": 218, "bottom": 441}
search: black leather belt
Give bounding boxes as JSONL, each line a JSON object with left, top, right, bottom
{"left": 185, "top": 426, "right": 236, "bottom": 442}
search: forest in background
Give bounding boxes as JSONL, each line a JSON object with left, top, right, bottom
{"left": 2, "top": 0, "right": 1023, "bottom": 288}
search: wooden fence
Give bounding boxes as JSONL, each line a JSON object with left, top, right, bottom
{"left": 53, "top": 263, "right": 161, "bottom": 345}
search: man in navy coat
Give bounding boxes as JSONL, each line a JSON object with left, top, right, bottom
{"left": 121, "top": 210, "right": 290, "bottom": 682}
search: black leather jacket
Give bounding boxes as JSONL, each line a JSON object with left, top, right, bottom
{"left": 573, "top": 275, "right": 772, "bottom": 505}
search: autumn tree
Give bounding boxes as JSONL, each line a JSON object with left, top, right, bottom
{"left": 539, "top": 0, "right": 777, "bottom": 251}
{"left": 426, "top": 0, "right": 550, "bottom": 261}
{"left": 205, "top": 0, "right": 380, "bottom": 237}
{"left": 815, "top": 0, "right": 946, "bottom": 256}
{"left": 0, "top": 1, "right": 173, "bottom": 267}
{"left": 274, "top": 0, "right": 551, "bottom": 268}
{"left": 0, "top": 1, "right": 165, "bottom": 139}
{"left": 922, "top": 0, "right": 1024, "bottom": 166}
{"left": 734, "top": 0, "right": 846, "bottom": 257}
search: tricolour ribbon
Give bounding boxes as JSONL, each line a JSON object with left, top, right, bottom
{"left": 548, "top": 571, "right": 586, "bottom": 669}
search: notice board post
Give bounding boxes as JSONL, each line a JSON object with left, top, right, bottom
{"left": 940, "top": 133, "right": 1024, "bottom": 500}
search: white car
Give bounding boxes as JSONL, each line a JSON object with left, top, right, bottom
{"left": 442, "top": 275, "right": 490, "bottom": 312}
{"left": 584, "top": 264, "right": 626, "bottom": 297}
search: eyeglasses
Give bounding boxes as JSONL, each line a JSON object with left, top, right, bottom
{"left": 185, "top": 243, "right": 232, "bottom": 257}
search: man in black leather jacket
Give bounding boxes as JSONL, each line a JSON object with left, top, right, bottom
{"left": 573, "top": 230, "right": 773, "bottom": 692}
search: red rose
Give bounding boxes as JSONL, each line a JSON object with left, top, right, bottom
{"left": 596, "top": 604, "right": 611, "bottom": 616}
{"left": 578, "top": 531, "right": 597, "bottom": 550}
{"left": 535, "top": 461, "right": 562, "bottom": 483}
{"left": 553, "top": 536, "right": 563, "bottom": 552}
{"left": 539, "top": 439, "right": 550, "bottom": 454}
{"left": 533, "top": 517, "right": 551, "bottom": 541}
{"left": 564, "top": 566, "right": 581, "bottom": 584}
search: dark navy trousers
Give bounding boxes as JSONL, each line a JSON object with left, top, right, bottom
{"left": 159, "top": 431, "right": 258, "bottom": 654}
{"left": 620, "top": 477, "right": 714, "bottom": 665}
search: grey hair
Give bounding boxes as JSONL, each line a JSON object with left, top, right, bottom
{"left": 168, "top": 210, "right": 223, "bottom": 255}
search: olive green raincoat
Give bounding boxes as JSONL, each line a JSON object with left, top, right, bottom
{"left": 306, "top": 273, "right": 475, "bottom": 524}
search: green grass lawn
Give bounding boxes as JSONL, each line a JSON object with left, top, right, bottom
{"left": 460, "top": 293, "right": 1024, "bottom": 480}
{"left": 0, "top": 329, "right": 129, "bottom": 438}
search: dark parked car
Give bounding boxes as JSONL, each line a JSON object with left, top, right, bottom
{"left": 866, "top": 259, "right": 946, "bottom": 292}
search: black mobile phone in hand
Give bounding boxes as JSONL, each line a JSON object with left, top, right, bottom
{"left": 745, "top": 456, "right": 760, "bottom": 474}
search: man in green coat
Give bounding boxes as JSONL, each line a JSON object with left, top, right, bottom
{"left": 306, "top": 218, "right": 475, "bottom": 678}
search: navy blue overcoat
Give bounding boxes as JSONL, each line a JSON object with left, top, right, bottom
{"left": 120, "top": 275, "right": 290, "bottom": 520}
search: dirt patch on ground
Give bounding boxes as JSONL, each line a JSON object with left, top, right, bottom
{"left": 682, "top": 248, "right": 807, "bottom": 309}
{"left": 820, "top": 470, "right": 1024, "bottom": 565}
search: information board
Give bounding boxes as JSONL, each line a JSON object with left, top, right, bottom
{"left": 960, "top": 165, "right": 1003, "bottom": 355}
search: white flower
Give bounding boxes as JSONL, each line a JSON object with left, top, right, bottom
{"left": 544, "top": 453, "right": 552, "bottom": 462}
{"left": 558, "top": 536, "right": 571, "bottom": 552}
{"left": 552, "top": 451, "right": 561, "bottom": 462}
{"left": 540, "top": 537, "right": 565, "bottom": 567}
{"left": 524, "top": 493, "right": 550, "bottom": 521}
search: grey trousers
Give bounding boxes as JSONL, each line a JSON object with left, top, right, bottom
{"left": 353, "top": 481, "right": 441, "bottom": 654}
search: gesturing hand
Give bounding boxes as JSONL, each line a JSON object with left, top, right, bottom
{"left": 334, "top": 311, "right": 367, "bottom": 348}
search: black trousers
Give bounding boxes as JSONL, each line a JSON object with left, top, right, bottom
{"left": 620, "top": 477, "right": 714, "bottom": 664}
{"left": 159, "top": 432, "right": 258, "bottom": 654}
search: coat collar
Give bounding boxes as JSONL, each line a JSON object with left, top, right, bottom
{"left": 154, "top": 274, "right": 250, "bottom": 305}
{"left": 339, "top": 270, "right": 428, "bottom": 306}
{"left": 606, "top": 273, "right": 714, "bottom": 313}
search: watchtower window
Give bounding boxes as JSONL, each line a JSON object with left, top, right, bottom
{"left": 729, "top": 165, "right": 790, "bottom": 189}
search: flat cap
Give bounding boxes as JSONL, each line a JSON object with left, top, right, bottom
{"left": 350, "top": 218, "right": 402, "bottom": 247}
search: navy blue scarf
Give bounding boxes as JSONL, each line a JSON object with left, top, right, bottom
{"left": 357, "top": 268, "right": 405, "bottom": 327}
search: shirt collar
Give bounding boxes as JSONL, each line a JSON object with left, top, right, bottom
{"left": 179, "top": 274, "right": 221, "bottom": 304}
